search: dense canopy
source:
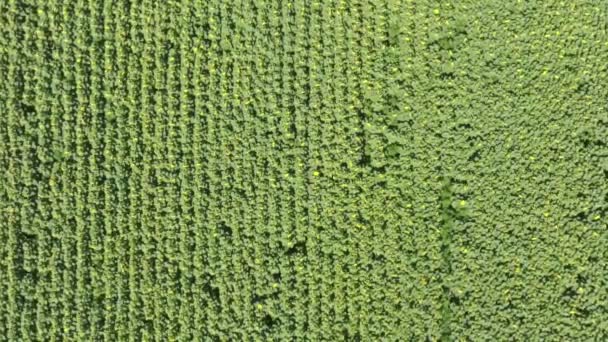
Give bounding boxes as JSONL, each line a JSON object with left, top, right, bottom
{"left": 0, "top": 0, "right": 606, "bottom": 340}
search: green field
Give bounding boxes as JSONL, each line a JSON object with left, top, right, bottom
{"left": 1, "top": 0, "right": 607, "bottom": 340}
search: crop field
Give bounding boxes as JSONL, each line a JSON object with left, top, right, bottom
{"left": 0, "top": 0, "right": 607, "bottom": 340}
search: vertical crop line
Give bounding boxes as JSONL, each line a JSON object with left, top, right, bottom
{"left": 438, "top": 176, "right": 454, "bottom": 342}
{"left": 438, "top": 175, "right": 468, "bottom": 342}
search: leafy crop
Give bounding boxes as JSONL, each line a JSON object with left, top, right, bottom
{"left": 0, "top": 0, "right": 606, "bottom": 340}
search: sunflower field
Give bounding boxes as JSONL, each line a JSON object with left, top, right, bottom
{"left": 0, "top": 0, "right": 607, "bottom": 340}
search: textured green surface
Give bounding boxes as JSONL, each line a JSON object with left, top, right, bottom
{"left": 0, "top": 0, "right": 607, "bottom": 340}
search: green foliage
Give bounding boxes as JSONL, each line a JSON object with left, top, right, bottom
{"left": 0, "top": 0, "right": 606, "bottom": 340}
